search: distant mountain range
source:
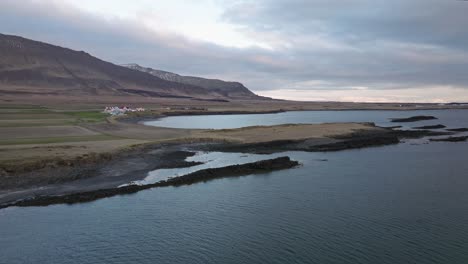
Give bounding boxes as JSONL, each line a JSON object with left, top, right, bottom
{"left": 121, "top": 64, "right": 258, "bottom": 99}
{"left": 0, "top": 33, "right": 262, "bottom": 101}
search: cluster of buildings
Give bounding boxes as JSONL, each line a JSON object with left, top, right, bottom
{"left": 103, "top": 106, "right": 145, "bottom": 116}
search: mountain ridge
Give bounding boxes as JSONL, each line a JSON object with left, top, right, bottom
{"left": 0, "top": 33, "right": 261, "bottom": 101}
{"left": 121, "top": 63, "right": 259, "bottom": 99}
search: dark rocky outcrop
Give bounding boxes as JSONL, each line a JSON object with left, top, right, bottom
{"left": 308, "top": 134, "right": 399, "bottom": 151}
{"left": 163, "top": 156, "right": 299, "bottom": 186}
{"left": 312, "top": 129, "right": 450, "bottom": 151}
{"left": 430, "top": 136, "right": 468, "bottom": 142}
{"left": 413, "top": 124, "right": 446, "bottom": 129}
{"left": 207, "top": 129, "right": 452, "bottom": 154}
{"left": 446, "top": 128, "right": 468, "bottom": 132}
{"left": 0, "top": 147, "right": 199, "bottom": 191}
{"left": 0, "top": 157, "right": 299, "bottom": 209}
{"left": 391, "top": 116, "right": 437, "bottom": 123}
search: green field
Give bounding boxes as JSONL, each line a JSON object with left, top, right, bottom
{"left": 0, "top": 106, "right": 115, "bottom": 146}
{"left": 0, "top": 134, "right": 120, "bottom": 146}
{"left": 0, "top": 106, "right": 109, "bottom": 127}
{"left": 64, "top": 111, "right": 109, "bottom": 123}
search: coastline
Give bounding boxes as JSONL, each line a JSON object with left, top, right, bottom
{"left": 0, "top": 107, "right": 464, "bottom": 208}
{"left": 1, "top": 157, "right": 299, "bottom": 209}
{"left": 119, "top": 107, "right": 468, "bottom": 125}
{"left": 0, "top": 121, "right": 454, "bottom": 208}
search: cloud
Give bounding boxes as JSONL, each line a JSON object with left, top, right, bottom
{"left": 0, "top": 1, "right": 283, "bottom": 75}
{"left": 1, "top": 0, "right": 468, "bottom": 102}
{"left": 258, "top": 86, "right": 468, "bottom": 103}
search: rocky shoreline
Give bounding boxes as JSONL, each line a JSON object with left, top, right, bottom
{"left": 1, "top": 110, "right": 463, "bottom": 209}
{"left": 0, "top": 144, "right": 207, "bottom": 206}
{"left": 203, "top": 128, "right": 452, "bottom": 154}
{"left": 1, "top": 121, "right": 460, "bottom": 209}
{"left": 0, "top": 157, "right": 299, "bottom": 209}
{"left": 413, "top": 124, "right": 446, "bottom": 129}
{"left": 390, "top": 115, "right": 437, "bottom": 123}
{"left": 0, "top": 144, "right": 199, "bottom": 191}
{"left": 430, "top": 136, "right": 468, "bottom": 142}
{"left": 446, "top": 128, "right": 468, "bottom": 132}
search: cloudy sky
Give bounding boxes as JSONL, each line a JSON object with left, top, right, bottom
{"left": 1, "top": 0, "right": 468, "bottom": 102}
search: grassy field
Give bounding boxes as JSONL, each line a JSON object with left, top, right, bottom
{"left": 0, "top": 105, "right": 157, "bottom": 167}
{"left": 63, "top": 111, "right": 109, "bottom": 123}
{"left": 0, "top": 107, "right": 108, "bottom": 126}
{"left": 2, "top": 100, "right": 464, "bottom": 171}
{"left": 0, "top": 105, "right": 118, "bottom": 148}
{"left": 198, "top": 123, "right": 381, "bottom": 143}
{"left": 0, "top": 135, "right": 120, "bottom": 146}
{"left": 0, "top": 139, "right": 147, "bottom": 167}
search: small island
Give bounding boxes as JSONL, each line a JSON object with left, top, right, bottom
{"left": 391, "top": 116, "right": 438, "bottom": 123}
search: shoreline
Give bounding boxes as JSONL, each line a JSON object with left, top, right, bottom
{"left": 202, "top": 127, "right": 451, "bottom": 154}
{"left": 0, "top": 143, "right": 204, "bottom": 204}
{"left": 119, "top": 108, "right": 468, "bottom": 125}
{"left": 0, "top": 122, "right": 454, "bottom": 208}
{"left": 0, "top": 109, "right": 463, "bottom": 209}
{"left": 0, "top": 157, "right": 299, "bottom": 209}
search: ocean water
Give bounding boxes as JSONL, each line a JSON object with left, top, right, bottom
{"left": 1, "top": 110, "right": 468, "bottom": 264}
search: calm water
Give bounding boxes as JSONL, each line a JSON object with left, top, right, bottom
{"left": 144, "top": 109, "right": 468, "bottom": 129}
{"left": 1, "top": 110, "right": 468, "bottom": 264}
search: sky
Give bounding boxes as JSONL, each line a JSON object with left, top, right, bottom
{"left": 1, "top": 0, "right": 468, "bottom": 103}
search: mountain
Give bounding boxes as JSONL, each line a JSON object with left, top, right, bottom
{"left": 0, "top": 34, "right": 260, "bottom": 100}
{"left": 122, "top": 63, "right": 258, "bottom": 99}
